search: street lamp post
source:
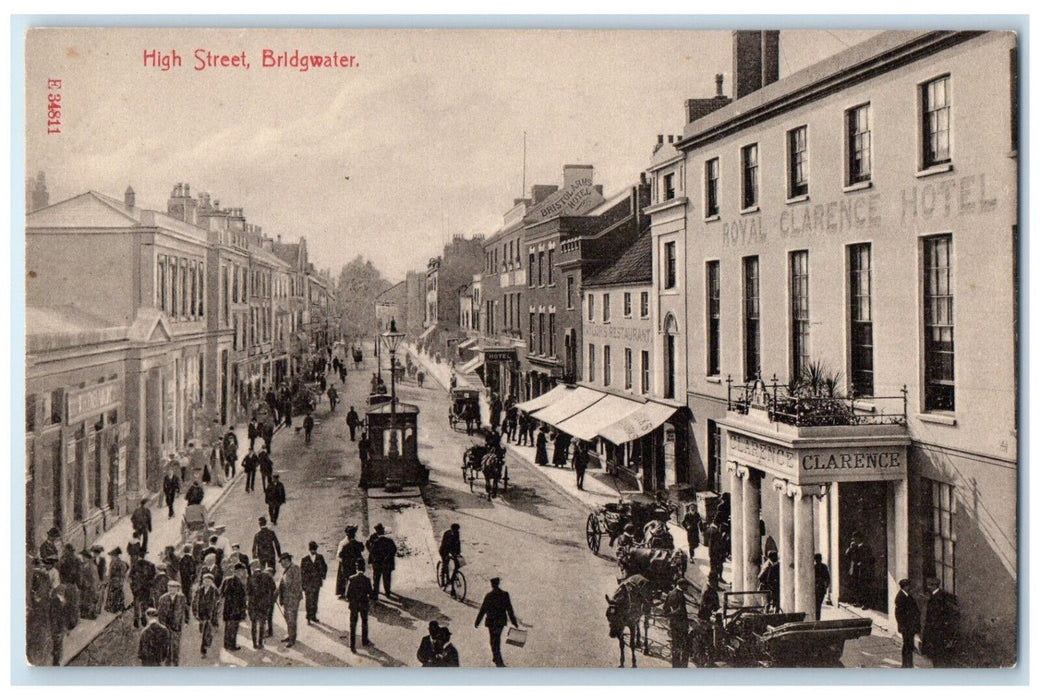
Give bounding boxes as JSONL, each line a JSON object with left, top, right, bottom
{"left": 381, "top": 318, "right": 406, "bottom": 489}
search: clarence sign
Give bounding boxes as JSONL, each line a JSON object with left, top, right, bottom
{"left": 726, "top": 428, "right": 907, "bottom": 484}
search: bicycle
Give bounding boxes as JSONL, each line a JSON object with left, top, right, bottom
{"left": 436, "top": 556, "right": 467, "bottom": 601}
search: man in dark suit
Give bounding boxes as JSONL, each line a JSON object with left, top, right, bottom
{"left": 367, "top": 523, "right": 397, "bottom": 601}
{"left": 252, "top": 517, "right": 282, "bottom": 570}
{"left": 246, "top": 561, "right": 276, "bottom": 649}
{"left": 894, "top": 577, "right": 921, "bottom": 668}
{"left": 265, "top": 474, "right": 287, "bottom": 526}
{"left": 162, "top": 469, "right": 180, "bottom": 518}
{"left": 137, "top": 608, "right": 171, "bottom": 666}
{"left": 219, "top": 563, "right": 249, "bottom": 651}
{"left": 300, "top": 541, "right": 328, "bottom": 624}
{"left": 131, "top": 499, "right": 153, "bottom": 553}
{"left": 474, "top": 576, "right": 519, "bottom": 667}
{"left": 922, "top": 578, "right": 958, "bottom": 667}
{"left": 417, "top": 620, "right": 441, "bottom": 667}
{"left": 346, "top": 559, "right": 373, "bottom": 652}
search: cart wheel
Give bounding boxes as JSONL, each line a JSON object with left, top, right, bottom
{"left": 586, "top": 513, "right": 602, "bottom": 553}
{"left": 501, "top": 465, "right": 509, "bottom": 493}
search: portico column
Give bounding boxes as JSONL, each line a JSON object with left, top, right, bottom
{"left": 774, "top": 478, "right": 795, "bottom": 613}
{"left": 791, "top": 483, "right": 824, "bottom": 620}
{"left": 726, "top": 461, "right": 744, "bottom": 590}
{"left": 742, "top": 467, "right": 762, "bottom": 592}
{"left": 886, "top": 478, "right": 909, "bottom": 626}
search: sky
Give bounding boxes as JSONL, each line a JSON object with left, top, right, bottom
{"left": 25, "top": 27, "right": 881, "bottom": 282}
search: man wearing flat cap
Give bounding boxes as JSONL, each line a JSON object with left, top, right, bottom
{"left": 475, "top": 577, "right": 519, "bottom": 667}
{"left": 137, "top": 608, "right": 171, "bottom": 666}
{"left": 219, "top": 563, "right": 248, "bottom": 651}
{"left": 277, "top": 553, "right": 303, "bottom": 647}
{"left": 192, "top": 572, "right": 221, "bottom": 657}
{"left": 157, "top": 579, "right": 189, "bottom": 666}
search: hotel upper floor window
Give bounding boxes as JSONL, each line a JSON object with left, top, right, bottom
{"left": 922, "top": 75, "right": 951, "bottom": 168}
{"left": 528, "top": 253, "right": 535, "bottom": 286}
{"left": 602, "top": 293, "right": 611, "bottom": 322}
{"left": 624, "top": 348, "right": 633, "bottom": 390}
{"left": 789, "top": 251, "right": 810, "bottom": 381}
{"left": 848, "top": 243, "right": 874, "bottom": 397}
{"left": 623, "top": 292, "right": 632, "bottom": 317}
{"left": 529, "top": 312, "right": 535, "bottom": 350}
{"left": 538, "top": 251, "right": 545, "bottom": 286}
{"left": 664, "top": 241, "right": 677, "bottom": 290}
{"left": 640, "top": 350, "right": 650, "bottom": 394}
{"left": 787, "top": 126, "right": 808, "bottom": 198}
{"left": 587, "top": 293, "right": 595, "bottom": 321}
{"left": 640, "top": 291, "right": 650, "bottom": 318}
{"left": 706, "top": 260, "right": 721, "bottom": 377}
{"left": 588, "top": 344, "right": 596, "bottom": 381}
{"left": 743, "top": 256, "right": 761, "bottom": 382}
{"left": 567, "top": 276, "right": 575, "bottom": 309}
{"left": 549, "top": 313, "right": 556, "bottom": 356}
{"left": 741, "top": 143, "right": 759, "bottom": 210}
{"left": 705, "top": 158, "right": 720, "bottom": 217}
{"left": 603, "top": 345, "right": 612, "bottom": 386}
{"left": 846, "top": 103, "right": 872, "bottom": 184}
{"left": 923, "top": 234, "right": 955, "bottom": 411}
{"left": 663, "top": 172, "right": 675, "bottom": 201}
{"left": 547, "top": 249, "right": 554, "bottom": 285}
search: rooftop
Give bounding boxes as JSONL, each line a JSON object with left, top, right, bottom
{"left": 583, "top": 228, "right": 652, "bottom": 288}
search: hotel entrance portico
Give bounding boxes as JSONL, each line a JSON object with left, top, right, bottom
{"left": 721, "top": 411, "right": 909, "bottom": 623}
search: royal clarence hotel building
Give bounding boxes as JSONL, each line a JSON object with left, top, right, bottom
{"left": 676, "top": 31, "right": 1017, "bottom": 661}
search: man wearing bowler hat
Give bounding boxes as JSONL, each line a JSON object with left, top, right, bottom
{"left": 475, "top": 576, "right": 518, "bottom": 667}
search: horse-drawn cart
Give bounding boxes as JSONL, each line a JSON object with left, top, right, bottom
{"left": 585, "top": 492, "right": 675, "bottom": 554}
{"left": 448, "top": 388, "right": 481, "bottom": 432}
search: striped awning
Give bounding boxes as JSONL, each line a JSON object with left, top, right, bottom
{"left": 598, "top": 401, "right": 677, "bottom": 445}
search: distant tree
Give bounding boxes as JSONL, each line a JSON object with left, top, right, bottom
{"left": 335, "top": 255, "right": 393, "bottom": 342}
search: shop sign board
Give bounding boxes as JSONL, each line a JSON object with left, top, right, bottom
{"left": 66, "top": 382, "right": 121, "bottom": 424}
{"left": 727, "top": 429, "right": 907, "bottom": 484}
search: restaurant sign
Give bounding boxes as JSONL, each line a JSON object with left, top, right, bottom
{"left": 66, "top": 381, "right": 121, "bottom": 424}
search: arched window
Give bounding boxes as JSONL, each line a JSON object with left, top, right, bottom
{"left": 663, "top": 314, "right": 679, "bottom": 399}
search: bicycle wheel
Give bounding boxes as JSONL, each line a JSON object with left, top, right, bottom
{"left": 450, "top": 569, "right": 467, "bottom": 601}
{"left": 436, "top": 560, "right": 445, "bottom": 588}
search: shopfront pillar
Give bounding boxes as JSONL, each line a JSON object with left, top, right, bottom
{"left": 741, "top": 466, "right": 762, "bottom": 592}
{"left": 774, "top": 478, "right": 795, "bottom": 614}
{"left": 886, "top": 478, "right": 909, "bottom": 625}
{"left": 792, "top": 483, "right": 823, "bottom": 620}
{"left": 726, "top": 461, "right": 744, "bottom": 590}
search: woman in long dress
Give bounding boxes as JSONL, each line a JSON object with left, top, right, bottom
{"left": 105, "top": 547, "right": 128, "bottom": 614}
{"left": 534, "top": 426, "right": 549, "bottom": 465}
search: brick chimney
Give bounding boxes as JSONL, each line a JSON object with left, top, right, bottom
{"left": 124, "top": 185, "right": 135, "bottom": 209}
{"left": 715, "top": 73, "right": 725, "bottom": 96}
{"left": 732, "top": 30, "right": 780, "bottom": 99}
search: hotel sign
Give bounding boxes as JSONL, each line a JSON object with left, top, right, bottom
{"left": 727, "top": 430, "right": 907, "bottom": 484}
{"left": 66, "top": 382, "right": 121, "bottom": 424}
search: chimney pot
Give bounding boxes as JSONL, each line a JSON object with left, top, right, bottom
{"left": 124, "top": 186, "right": 135, "bottom": 209}
{"left": 715, "top": 73, "right": 724, "bottom": 96}
{"left": 184, "top": 184, "right": 190, "bottom": 196}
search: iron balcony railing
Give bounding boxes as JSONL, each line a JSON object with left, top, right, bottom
{"left": 726, "top": 375, "right": 908, "bottom": 428}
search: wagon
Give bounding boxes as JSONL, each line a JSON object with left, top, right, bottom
{"left": 448, "top": 388, "right": 481, "bottom": 431}
{"left": 585, "top": 492, "right": 676, "bottom": 554}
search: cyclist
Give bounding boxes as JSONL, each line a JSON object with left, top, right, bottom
{"left": 439, "top": 524, "right": 462, "bottom": 586}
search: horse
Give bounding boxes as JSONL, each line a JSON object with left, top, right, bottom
{"left": 480, "top": 449, "right": 502, "bottom": 500}
{"left": 605, "top": 574, "right": 652, "bottom": 667}
{"left": 618, "top": 546, "right": 688, "bottom": 583}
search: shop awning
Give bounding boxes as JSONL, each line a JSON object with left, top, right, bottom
{"left": 515, "top": 383, "right": 571, "bottom": 413}
{"left": 531, "top": 386, "right": 605, "bottom": 426}
{"left": 458, "top": 354, "right": 482, "bottom": 374}
{"left": 598, "top": 401, "right": 677, "bottom": 445}
{"left": 556, "top": 394, "right": 644, "bottom": 442}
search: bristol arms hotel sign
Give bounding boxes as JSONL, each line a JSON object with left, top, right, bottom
{"left": 725, "top": 428, "right": 908, "bottom": 485}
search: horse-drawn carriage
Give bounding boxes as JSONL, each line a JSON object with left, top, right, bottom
{"left": 585, "top": 491, "right": 676, "bottom": 554}
{"left": 448, "top": 387, "right": 481, "bottom": 431}
{"left": 461, "top": 442, "right": 509, "bottom": 499}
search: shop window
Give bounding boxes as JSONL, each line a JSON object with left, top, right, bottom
{"left": 741, "top": 143, "right": 759, "bottom": 210}
{"left": 705, "top": 158, "right": 720, "bottom": 217}
{"left": 922, "top": 75, "right": 951, "bottom": 168}
{"left": 787, "top": 126, "right": 809, "bottom": 198}
{"left": 706, "top": 261, "right": 721, "bottom": 376}
{"left": 923, "top": 235, "right": 954, "bottom": 411}
{"left": 921, "top": 478, "right": 956, "bottom": 594}
{"left": 743, "top": 256, "right": 761, "bottom": 382}
{"left": 848, "top": 243, "right": 874, "bottom": 397}
{"left": 790, "top": 251, "right": 810, "bottom": 381}
{"left": 846, "top": 103, "right": 872, "bottom": 184}
{"left": 707, "top": 419, "right": 722, "bottom": 493}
